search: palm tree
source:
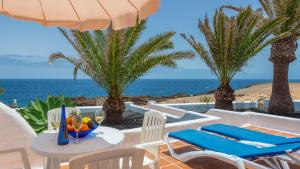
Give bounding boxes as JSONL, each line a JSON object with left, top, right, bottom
{"left": 49, "top": 21, "right": 194, "bottom": 124}
{"left": 181, "top": 6, "right": 285, "bottom": 110}
{"left": 258, "top": 0, "right": 300, "bottom": 114}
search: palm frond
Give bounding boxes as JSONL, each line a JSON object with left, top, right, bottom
{"left": 125, "top": 32, "right": 175, "bottom": 69}
{"left": 123, "top": 20, "right": 146, "bottom": 55}
{"left": 181, "top": 33, "right": 218, "bottom": 77}
{"left": 121, "top": 51, "right": 194, "bottom": 90}
{"left": 182, "top": 6, "right": 283, "bottom": 87}
{"left": 221, "top": 5, "right": 243, "bottom": 11}
{"left": 258, "top": 0, "right": 300, "bottom": 35}
{"left": 49, "top": 52, "right": 82, "bottom": 80}
{"left": 58, "top": 28, "right": 81, "bottom": 54}
{"left": 259, "top": 0, "right": 274, "bottom": 18}
{"left": 92, "top": 30, "right": 105, "bottom": 56}
{"left": 50, "top": 23, "right": 194, "bottom": 98}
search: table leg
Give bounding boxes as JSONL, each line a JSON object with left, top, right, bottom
{"left": 45, "top": 158, "right": 61, "bottom": 169}
{"left": 50, "top": 159, "right": 61, "bottom": 169}
{"left": 45, "top": 158, "right": 51, "bottom": 169}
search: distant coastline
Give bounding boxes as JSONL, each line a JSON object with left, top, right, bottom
{"left": 0, "top": 79, "right": 300, "bottom": 106}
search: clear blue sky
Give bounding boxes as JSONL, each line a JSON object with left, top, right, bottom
{"left": 0, "top": 0, "right": 299, "bottom": 79}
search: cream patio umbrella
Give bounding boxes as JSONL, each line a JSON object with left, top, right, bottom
{"left": 0, "top": 0, "right": 160, "bottom": 31}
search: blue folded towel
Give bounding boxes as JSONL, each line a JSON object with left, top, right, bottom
{"left": 202, "top": 124, "right": 300, "bottom": 145}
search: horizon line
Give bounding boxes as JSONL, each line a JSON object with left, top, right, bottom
{"left": 0, "top": 78, "right": 300, "bottom": 80}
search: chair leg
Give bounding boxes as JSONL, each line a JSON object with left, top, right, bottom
{"left": 154, "top": 148, "right": 160, "bottom": 169}
{"left": 263, "top": 159, "right": 280, "bottom": 169}
{"left": 19, "top": 148, "right": 31, "bottom": 169}
{"left": 272, "top": 158, "right": 283, "bottom": 169}
{"left": 148, "top": 161, "right": 159, "bottom": 169}
{"left": 153, "top": 161, "right": 159, "bottom": 169}
{"left": 280, "top": 160, "right": 290, "bottom": 169}
{"left": 145, "top": 147, "right": 160, "bottom": 169}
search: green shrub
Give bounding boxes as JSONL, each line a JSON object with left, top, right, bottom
{"left": 199, "top": 96, "right": 213, "bottom": 103}
{"left": 17, "top": 95, "right": 75, "bottom": 134}
{"left": 0, "top": 88, "right": 4, "bottom": 95}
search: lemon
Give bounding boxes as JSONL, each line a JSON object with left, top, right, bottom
{"left": 83, "top": 117, "right": 91, "bottom": 124}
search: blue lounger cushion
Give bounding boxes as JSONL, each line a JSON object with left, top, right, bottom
{"left": 201, "top": 124, "right": 300, "bottom": 145}
{"left": 169, "top": 129, "right": 300, "bottom": 159}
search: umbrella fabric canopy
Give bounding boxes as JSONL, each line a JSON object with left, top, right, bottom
{"left": 0, "top": 0, "right": 160, "bottom": 31}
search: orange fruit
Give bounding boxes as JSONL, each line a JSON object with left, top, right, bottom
{"left": 66, "top": 117, "right": 72, "bottom": 125}
{"left": 80, "top": 123, "right": 90, "bottom": 131}
{"left": 67, "top": 124, "right": 74, "bottom": 132}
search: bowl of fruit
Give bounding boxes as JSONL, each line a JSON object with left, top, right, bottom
{"left": 66, "top": 115, "right": 98, "bottom": 138}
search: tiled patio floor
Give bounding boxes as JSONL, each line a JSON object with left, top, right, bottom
{"left": 62, "top": 125, "right": 300, "bottom": 169}
{"left": 156, "top": 141, "right": 238, "bottom": 169}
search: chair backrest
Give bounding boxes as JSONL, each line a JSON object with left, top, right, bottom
{"left": 47, "top": 107, "right": 76, "bottom": 131}
{"left": 0, "top": 102, "right": 43, "bottom": 168}
{"left": 140, "top": 111, "right": 166, "bottom": 163}
{"left": 69, "top": 147, "right": 145, "bottom": 169}
{"left": 140, "top": 111, "right": 167, "bottom": 144}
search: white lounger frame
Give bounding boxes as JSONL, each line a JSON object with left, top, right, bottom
{"left": 164, "top": 133, "right": 295, "bottom": 169}
{"left": 197, "top": 127, "right": 300, "bottom": 169}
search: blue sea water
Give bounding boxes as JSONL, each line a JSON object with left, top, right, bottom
{"left": 1, "top": 79, "right": 300, "bottom": 107}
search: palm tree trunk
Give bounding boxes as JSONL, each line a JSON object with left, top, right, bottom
{"left": 215, "top": 85, "right": 235, "bottom": 111}
{"left": 103, "top": 97, "right": 126, "bottom": 124}
{"left": 269, "top": 36, "right": 296, "bottom": 115}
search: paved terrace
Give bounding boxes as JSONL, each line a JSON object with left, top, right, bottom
{"left": 61, "top": 126, "right": 300, "bottom": 169}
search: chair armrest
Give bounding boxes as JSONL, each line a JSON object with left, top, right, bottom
{"left": 0, "top": 147, "right": 31, "bottom": 169}
{"left": 135, "top": 140, "right": 164, "bottom": 149}
{"left": 0, "top": 147, "right": 24, "bottom": 154}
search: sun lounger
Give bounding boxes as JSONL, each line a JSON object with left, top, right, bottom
{"left": 165, "top": 129, "right": 300, "bottom": 169}
{"left": 201, "top": 124, "right": 300, "bottom": 145}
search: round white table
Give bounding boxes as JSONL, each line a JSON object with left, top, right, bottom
{"left": 32, "top": 126, "right": 124, "bottom": 169}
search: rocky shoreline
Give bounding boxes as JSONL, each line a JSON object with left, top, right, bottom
{"left": 71, "top": 93, "right": 192, "bottom": 106}
{"left": 160, "top": 83, "right": 300, "bottom": 104}
{"left": 71, "top": 83, "right": 300, "bottom": 106}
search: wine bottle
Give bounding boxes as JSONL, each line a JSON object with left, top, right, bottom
{"left": 57, "top": 104, "right": 69, "bottom": 145}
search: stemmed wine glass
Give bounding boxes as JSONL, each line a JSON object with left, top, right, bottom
{"left": 72, "top": 113, "right": 83, "bottom": 144}
{"left": 51, "top": 114, "right": 60, "bottom": 142}
{"left": 94, "top": 110, "right": 104, "bottom": 135}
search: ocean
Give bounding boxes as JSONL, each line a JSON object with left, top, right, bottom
{"left": 1, "top": 79, "right": 300, "bottom": 107}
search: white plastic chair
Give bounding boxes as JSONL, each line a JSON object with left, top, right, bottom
{"left": 69, "top": 146, "right": 145, "bottom": 169}
{"left": 0, "top": 102, "right": 43, "bottom": 169}
{"left": 47, "top": 107, "right": 76, "bottom": 131}
{"left": 138, "top": 111, "right": 167, "bottom": 169}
